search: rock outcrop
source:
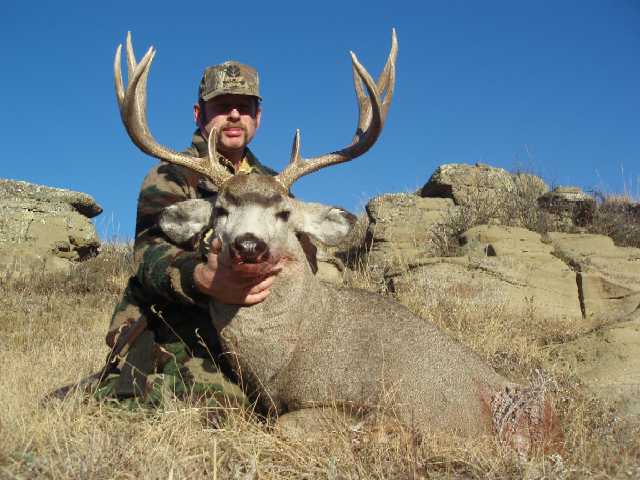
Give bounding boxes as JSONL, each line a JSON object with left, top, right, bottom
{"left": 0, "top": 179, "right": 102, "bottom": 274}
{"left": 419, "top": 163, "right": 516, "bottom": 204}
{"left": 385, "top": 226, "right": 640, "bottom": 327}
{"left": 548, "top": 232, "right": 640, "bottom": 322}
{"left": 361, "top": 163, "right": 640, "bottom": 417}
{"left": 365, "top": 193, "right": 456, "bottom": 280}
{"left": 418, "top": 163, "right": 549, "bottom": 219}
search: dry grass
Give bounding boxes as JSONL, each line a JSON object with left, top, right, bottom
{"left": 588, "top": 193, "right": 640, "bottom": 248}
{"left": 1, "top": 244, "right": 639, "bottom": 479}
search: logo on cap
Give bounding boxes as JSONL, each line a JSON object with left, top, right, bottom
{"left": 226, "top": 64, "right": 241, "bottom": 78}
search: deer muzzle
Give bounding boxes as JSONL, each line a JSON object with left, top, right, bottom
{"left": 230, "top": 233, "right": 270, "bottom": 264}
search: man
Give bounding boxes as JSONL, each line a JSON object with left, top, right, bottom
{"left": 97, "top": 61, "right": 279, "bottom": 408}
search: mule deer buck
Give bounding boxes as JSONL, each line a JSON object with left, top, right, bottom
{"left": 115, "top": 31, "right": 561, "bottom": 455}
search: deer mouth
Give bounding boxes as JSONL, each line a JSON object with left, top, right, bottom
{"left": 229, "top": 248, "right": 276, "bottom": 266}
{"left": 229, "top": 248, "right": 272, "bottom": 265}
{"left": 228, "top": 250, "right": 281, "bottom": 276}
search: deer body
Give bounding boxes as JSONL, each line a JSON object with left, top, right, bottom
{"left": 211, "top": 254, "right": 508, "bottom": 436}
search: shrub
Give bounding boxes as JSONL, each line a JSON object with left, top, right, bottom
{"left": 588, "top": 193, "right": 640, "bottom": 248}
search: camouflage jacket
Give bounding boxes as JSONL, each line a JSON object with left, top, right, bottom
{"left": 107, "top": 131, "right": 275, "bottom": 345}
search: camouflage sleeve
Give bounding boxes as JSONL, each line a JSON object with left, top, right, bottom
{"left": 132, "top": 162, "right": 210, "bottom": 307}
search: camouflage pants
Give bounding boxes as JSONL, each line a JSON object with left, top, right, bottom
{"left": 94, "top": 276, "right": 247, "bottom": 411}
{"left": 93, "top": 332, "right": 247, "bottom": 411}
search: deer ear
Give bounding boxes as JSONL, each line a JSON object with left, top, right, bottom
{"left": 294, "top": 200, "right": 357, "bottom": 247}
{"left": 159, "top": 198, "right": 214, "bottom": 245}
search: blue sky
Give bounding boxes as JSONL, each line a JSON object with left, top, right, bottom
{"left": 2, "top": 1, "right": 639, "bottom": 240}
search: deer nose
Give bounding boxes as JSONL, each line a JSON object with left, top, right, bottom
{"left": 231, "top": 233, "right": 270, "bottom": 263}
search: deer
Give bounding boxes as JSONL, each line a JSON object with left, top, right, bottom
{"left": 114, "top": 31, "right": 562, "bottom": 456}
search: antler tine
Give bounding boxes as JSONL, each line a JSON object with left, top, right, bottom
{"left": 114, "top": 34, "right": 233, "bottom": 187}
{"left": 124, "top": 31, "right": 146, "bottom": 125}
{"left": 125, "top": 31, "right": 137, "bottom": 83}
{"left": 352, "top": 55, "right": 372, "bottom": 144}
{"left": 378, "top": 28, "right": 398, "bottom": 120}
{"left": 275, "top": 30, "right": 397, "bottom": 190}
{"left": 114, "top": 44, "right": 125, "bottom": 109}
{"left": 290, "top": 129, "right": 302, "bottom": 164}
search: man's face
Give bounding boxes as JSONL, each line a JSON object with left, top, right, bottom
{"left": 196, "top": 94, "right": 261, "bottom": 156}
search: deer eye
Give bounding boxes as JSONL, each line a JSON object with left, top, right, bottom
{"left": 214, "top": 207, "right": 229, "bottom": 218}
{"left": 276, "top": 210, "right": 291, "bottom": 222}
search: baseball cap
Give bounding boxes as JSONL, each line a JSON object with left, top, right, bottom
{"left": 198, "top": 61, "right": 261, "bottom": 102}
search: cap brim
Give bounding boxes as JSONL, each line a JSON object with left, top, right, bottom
{"left": 201, "top": 89, "right": 262, "bottom": 102}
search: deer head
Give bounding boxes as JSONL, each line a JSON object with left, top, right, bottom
{"left": 114, "top": 31, "right": 396, "bottom": 269}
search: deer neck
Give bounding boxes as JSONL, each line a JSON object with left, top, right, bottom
{"left": 208, "top": 240, "right": 321, "bottom": 410}
{"left": 210, "top": 242, "right": 319, "bottom": 321}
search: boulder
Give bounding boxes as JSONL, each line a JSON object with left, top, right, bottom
{"left": 0, "top": 179, "right": 102, "bottom": 274}
{"left": 0, "top": 178, "right": 102, "bottom": 218}
{"left": 418, "top": 163, "right": 548, "bottom": 216}
{"left": 419, "top": 163, "right": 514, "bottom": 204}
{"left": 364, "top": 193, "right": 456, "bottom": 280}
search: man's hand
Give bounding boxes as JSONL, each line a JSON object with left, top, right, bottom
{"left": 193, "top": 238, "right": 282, "bottom": 305}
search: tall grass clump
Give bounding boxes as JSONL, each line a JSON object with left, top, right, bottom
{"left": 587, "top": 193, "right": 640, "bottom": 248}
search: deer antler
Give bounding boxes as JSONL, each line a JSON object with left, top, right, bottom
{"left": 275, "top": 29, "right": 398, "bottom": 190}
{"left": 114, "top": 32, "right": 233, "bottom": 187}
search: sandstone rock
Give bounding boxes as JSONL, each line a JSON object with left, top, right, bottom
{"left": 548, "top": 232, "right": 640, "bottom": 321}
{"left": 549, "top": 317, "right": 640, "bottom": 417}
{"left": 512, "top": 172, "right": 549, "bottom": 198}
{"left": 537, "top": 186, "right": 596, "bottom": 228}
{"left": 0, "top": 179, "right": 102, "bottom": 273}
{"left": 0, "top": 245, "right": 73, "bottom": 275}
{"left": 460, "top": 224, "right": 549, "bottom": 256}
{"left": 419, "top": 163, "right": 513, "bottom": 203}
{"left": 418, "top": 163, "right": 548, "bottom": 213}
{"left": 390, "top": 225, "right": 584, "bottom": 324}
{"left": 0, "top": 179, "right": 102, "bottom": 218}
{"left": 386, "top": 222, "right": 640, "bottom": 330}
{"left": 315, "top": 256, "right": 345, "bottom": 285}
{"left": 364, "top": 193, "right": 456, "bottom": 279}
